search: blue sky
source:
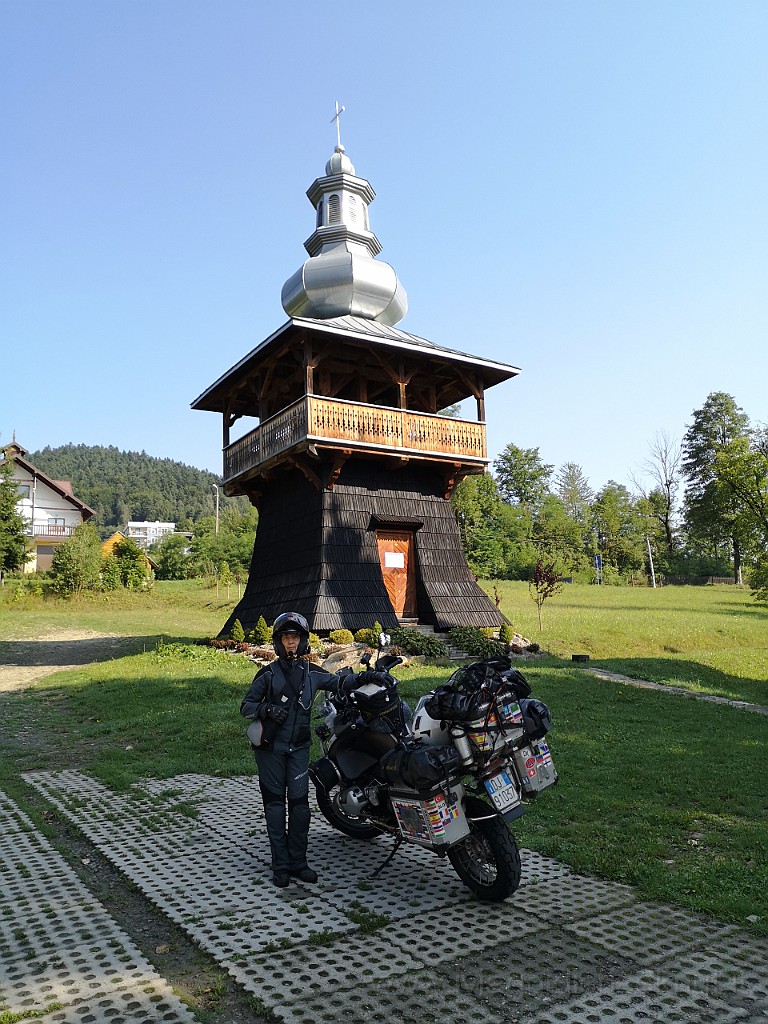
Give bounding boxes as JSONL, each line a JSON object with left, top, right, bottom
{"left": 2, "top": 1, "right": 766, "bottom": 494}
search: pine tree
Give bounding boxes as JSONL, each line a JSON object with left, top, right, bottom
{"left": 0, "top": 456, "right": 28, "bottom": 578}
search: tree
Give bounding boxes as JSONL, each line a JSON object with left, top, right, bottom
{"left": 592, "top": 482, "right": 645, "bottom": 579}
{"left": 451, "top": 473, "right": 530, "bottom": 579}
{"left": 528, "top": 557, "right": 564, "bottom": 630}
{"left": 532, "top": 494, "right": 590, "bottom": 575}
{"left": 0, "top": 456, "right": 28, "bottom": 579}
{"left": 714, "top": 431, "right": 768, "bottom": 546}
{"left": 682, "top": 393, "right": 752, "bottom": 582}
{"left": 554, "top": 462, "right": 593, "bottom": 525}
{"left": 493, "top": 444, "right": 553, "bottom": 513}
{"left": 106, "top": 537, "right": 150, "bottom": 589}
{"left": 631, "top": 431, "right": 682, "bottom": 560}
{"left": 153, "top": 533, "right": 192, "bottom": 580}
{"left": 50, "top": 523, "right": 102, "bottom": 595}
{"left": 750, "top": 552, "right": 768, "bottom": 604}
{"left": 188, "top": 509, "right": 258, "bottom": 578}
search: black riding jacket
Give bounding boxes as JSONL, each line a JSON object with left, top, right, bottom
{"left": 240, "top": 658, "right": 338, "bottom": 753}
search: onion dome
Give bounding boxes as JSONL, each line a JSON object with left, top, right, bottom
{"left": 281, "top": 145, "right": 408, "bottom": 326}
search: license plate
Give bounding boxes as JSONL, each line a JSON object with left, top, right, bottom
{"left": 484, "top": 770, "right": 520, "bottom": 811}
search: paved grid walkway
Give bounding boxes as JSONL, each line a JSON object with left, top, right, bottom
{"left": 2, "top": 772, "right": 766, "bottom": 1024}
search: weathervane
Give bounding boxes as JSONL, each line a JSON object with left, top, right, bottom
{"left": 330, "top": 100, "right": 346, "bottom": 149}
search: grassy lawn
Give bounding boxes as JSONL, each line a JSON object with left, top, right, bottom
{"left": 481, "top": 579, "right": 768, "bottom": 706}
{"left": 0, "top": 580, "right": 766, "bottom": 934}
{"left": 0, "top": 579, "right": 237, "bottom": 644}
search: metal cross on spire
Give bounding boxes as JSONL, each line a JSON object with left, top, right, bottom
{"left": 330, "top": 101, "right": 346, "bottom": 148}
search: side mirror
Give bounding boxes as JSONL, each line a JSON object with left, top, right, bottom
{"left": 360, "top": 652, "right": 372, "bottom": 667}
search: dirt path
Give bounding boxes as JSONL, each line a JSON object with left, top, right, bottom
{"left": 0, "top": 630, "right": 143, "bottom": 691}
{"left": 586, "top": 666, "right": 768, "bottom": 716}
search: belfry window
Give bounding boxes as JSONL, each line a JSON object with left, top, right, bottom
{"left": 348, "top": 195, "right": 358, "bottom": 224}
{"left": 316, "top": 201, "right": 323, "bottom": 227}
{"left": 328, "top": 194, "right": 341, "bottom": 224}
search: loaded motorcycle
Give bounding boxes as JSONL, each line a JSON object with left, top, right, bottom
{"left": 309, "top": 637, "right": 557, "bottom": 902}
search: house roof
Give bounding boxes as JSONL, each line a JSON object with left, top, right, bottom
{"left": 1, "top": 442, "right": 96, "bottom": 520}
{"left": 190, "top": 315, "right": 521, "bottom": 414}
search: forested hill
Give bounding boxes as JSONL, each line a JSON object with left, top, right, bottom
{"left": 29, "top": 444, "right": 249, "bottom": 534}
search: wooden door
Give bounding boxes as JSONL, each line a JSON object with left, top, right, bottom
{"left": 376, "top": 530, "right": 417, "bottom": 618}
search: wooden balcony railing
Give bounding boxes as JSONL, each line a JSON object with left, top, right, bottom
{"left": 223, "top": 396, "right": 487, "bottom": 484}
{"left": 24, "top": 523, "right": 79, "bottom": 538}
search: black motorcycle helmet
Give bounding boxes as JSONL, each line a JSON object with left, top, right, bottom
{"left": 272, "top": 611, "right": 310, "bottom": 659}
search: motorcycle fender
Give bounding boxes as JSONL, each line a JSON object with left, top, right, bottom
{"left": 501, "top": 804, "right": 525, "bottom": 822}
{"left": 336, "top": 747, "right": 379, "bottom": 780}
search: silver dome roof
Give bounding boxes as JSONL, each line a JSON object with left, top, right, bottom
{"left": 281, "top": 145, "right": 408, "bottom": 326}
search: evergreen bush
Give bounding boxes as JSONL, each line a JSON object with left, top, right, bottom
{"left": 499, "top": 622, "right": 515, "bottom": 644}
{"left": 329, "top": 628, "right": 355, "bottom": 645}
{"left": 354, "top": 625, "right": 382, "bottom": 647}
{"left": 249, "top": 615, "right": 271, "bottom": 644}
{"left": 230, "top": 619, "right": 245, "bottom": 643}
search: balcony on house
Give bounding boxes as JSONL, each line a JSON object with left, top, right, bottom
{"left": 223, "top": 395, "right": 487, "bottom": 486}
{"left": 24, "top": 522, "right": 80, "bottom": 539}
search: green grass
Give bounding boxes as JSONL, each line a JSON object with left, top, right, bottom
{"left": 480, "top": 580, "right": 768, "bottom": 706}
{"left": 0, "top": 644, "right": 255, "bottom": 790}
{"left": 1, "top": 581, "right": 766, "bottom": 933}
{"left": 0, "top": 580, "right": 237, "bottom": 644}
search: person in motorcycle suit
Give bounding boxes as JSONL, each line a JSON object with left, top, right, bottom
{"left": 240, "top": 611, "right": 343, "bottom": 888}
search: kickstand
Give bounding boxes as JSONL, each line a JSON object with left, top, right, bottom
{"left": 369, "top": 836, "right": 403, "bottom": 878}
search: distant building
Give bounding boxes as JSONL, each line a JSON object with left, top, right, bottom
{"left": 1, "top": 440, "right": 95, "bottom": 573}
{"left": 101, "top": 531, "right": 157, "bottom": 574}
{"left": 124, "top": 521, "right": 176, "bottom": 549}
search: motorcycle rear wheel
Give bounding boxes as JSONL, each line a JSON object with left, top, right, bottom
{"left": 448, "top": 797, "right": 522, "bottom": 902}
{"left": 315, "top": 784, "right": 384, "bottom": 841}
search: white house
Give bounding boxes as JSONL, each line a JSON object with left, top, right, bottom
{"left": 124, "top": 521, "right": 176, "bottom": 549}
{"left": 1, "top": 441, "right": 96, "bottom": 572}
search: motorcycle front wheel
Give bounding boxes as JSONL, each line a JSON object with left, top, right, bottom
{"left": 315, "top": 784, "right": 384, "bottom": 841}
{"left": 448, "top": 797, "right": 522, "bottom": 902}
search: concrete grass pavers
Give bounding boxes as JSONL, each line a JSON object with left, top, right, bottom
{"left": 563, "top": 901, "right": 740, "bottom": 964}
{"left": 273, "top": 967, "right": 509, "bottom": 1024}
{"left": 221, "top": 926, "right": 425, "bottom": 1004}
{"left": 0, "top": 798, "right": 206, "bottom": 1023}
{"left": 518, "top": 970, "right": 751, "bottom": 1024}
{"left": 434, "top": 926, "right": 637, "bottom": 1012}
{"left": 17, "top": 769, "right": 768, "bottom": 1023}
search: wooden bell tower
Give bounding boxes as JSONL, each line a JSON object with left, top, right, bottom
{"left": 192, "top": 135, "right": 519, "bottom": 634}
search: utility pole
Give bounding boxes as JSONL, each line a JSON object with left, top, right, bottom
{"left": 212, "top": 484, "right": 219, "bottom": 535}
{"left": 646, "top": 535, "right": 656, "bottom": 588}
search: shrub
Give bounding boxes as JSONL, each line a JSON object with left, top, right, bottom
{"left": 499, "top": 622, "right": 515, "bottom": 644}
{"left": 308, "top": 631, "right": 322, "bottom": 651}
{"left": 230, "top": 619, "right": 245, "bottom": 643}
{"left": 354, "top": 621, "right": 386, "bottom": 648}
{"left": 329, "top": 628, "right": 355, "bottom": 645}
{"left": 354, "top": 628, "right": 377, "bottom": 647}
{"left": 50, "top": 523, "right": 102, "bottom": 596}
{"left": 389, "top": 627, "right": 447, "bottom": 659}
{"left": 100, "top": 558, "right": 122, "bottom": 591}
{"left": 249, "top": 615, "right": 271, "bottom": 645}
{"left": 447, "top": 627, "right": 507, "bottom": 660}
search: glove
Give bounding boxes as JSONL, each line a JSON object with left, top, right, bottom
{"left": 260, "top": 703, "right": 288, "bottom": 724}
{"left": 338, "top": 672, "right": 358, "bottom": 695}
